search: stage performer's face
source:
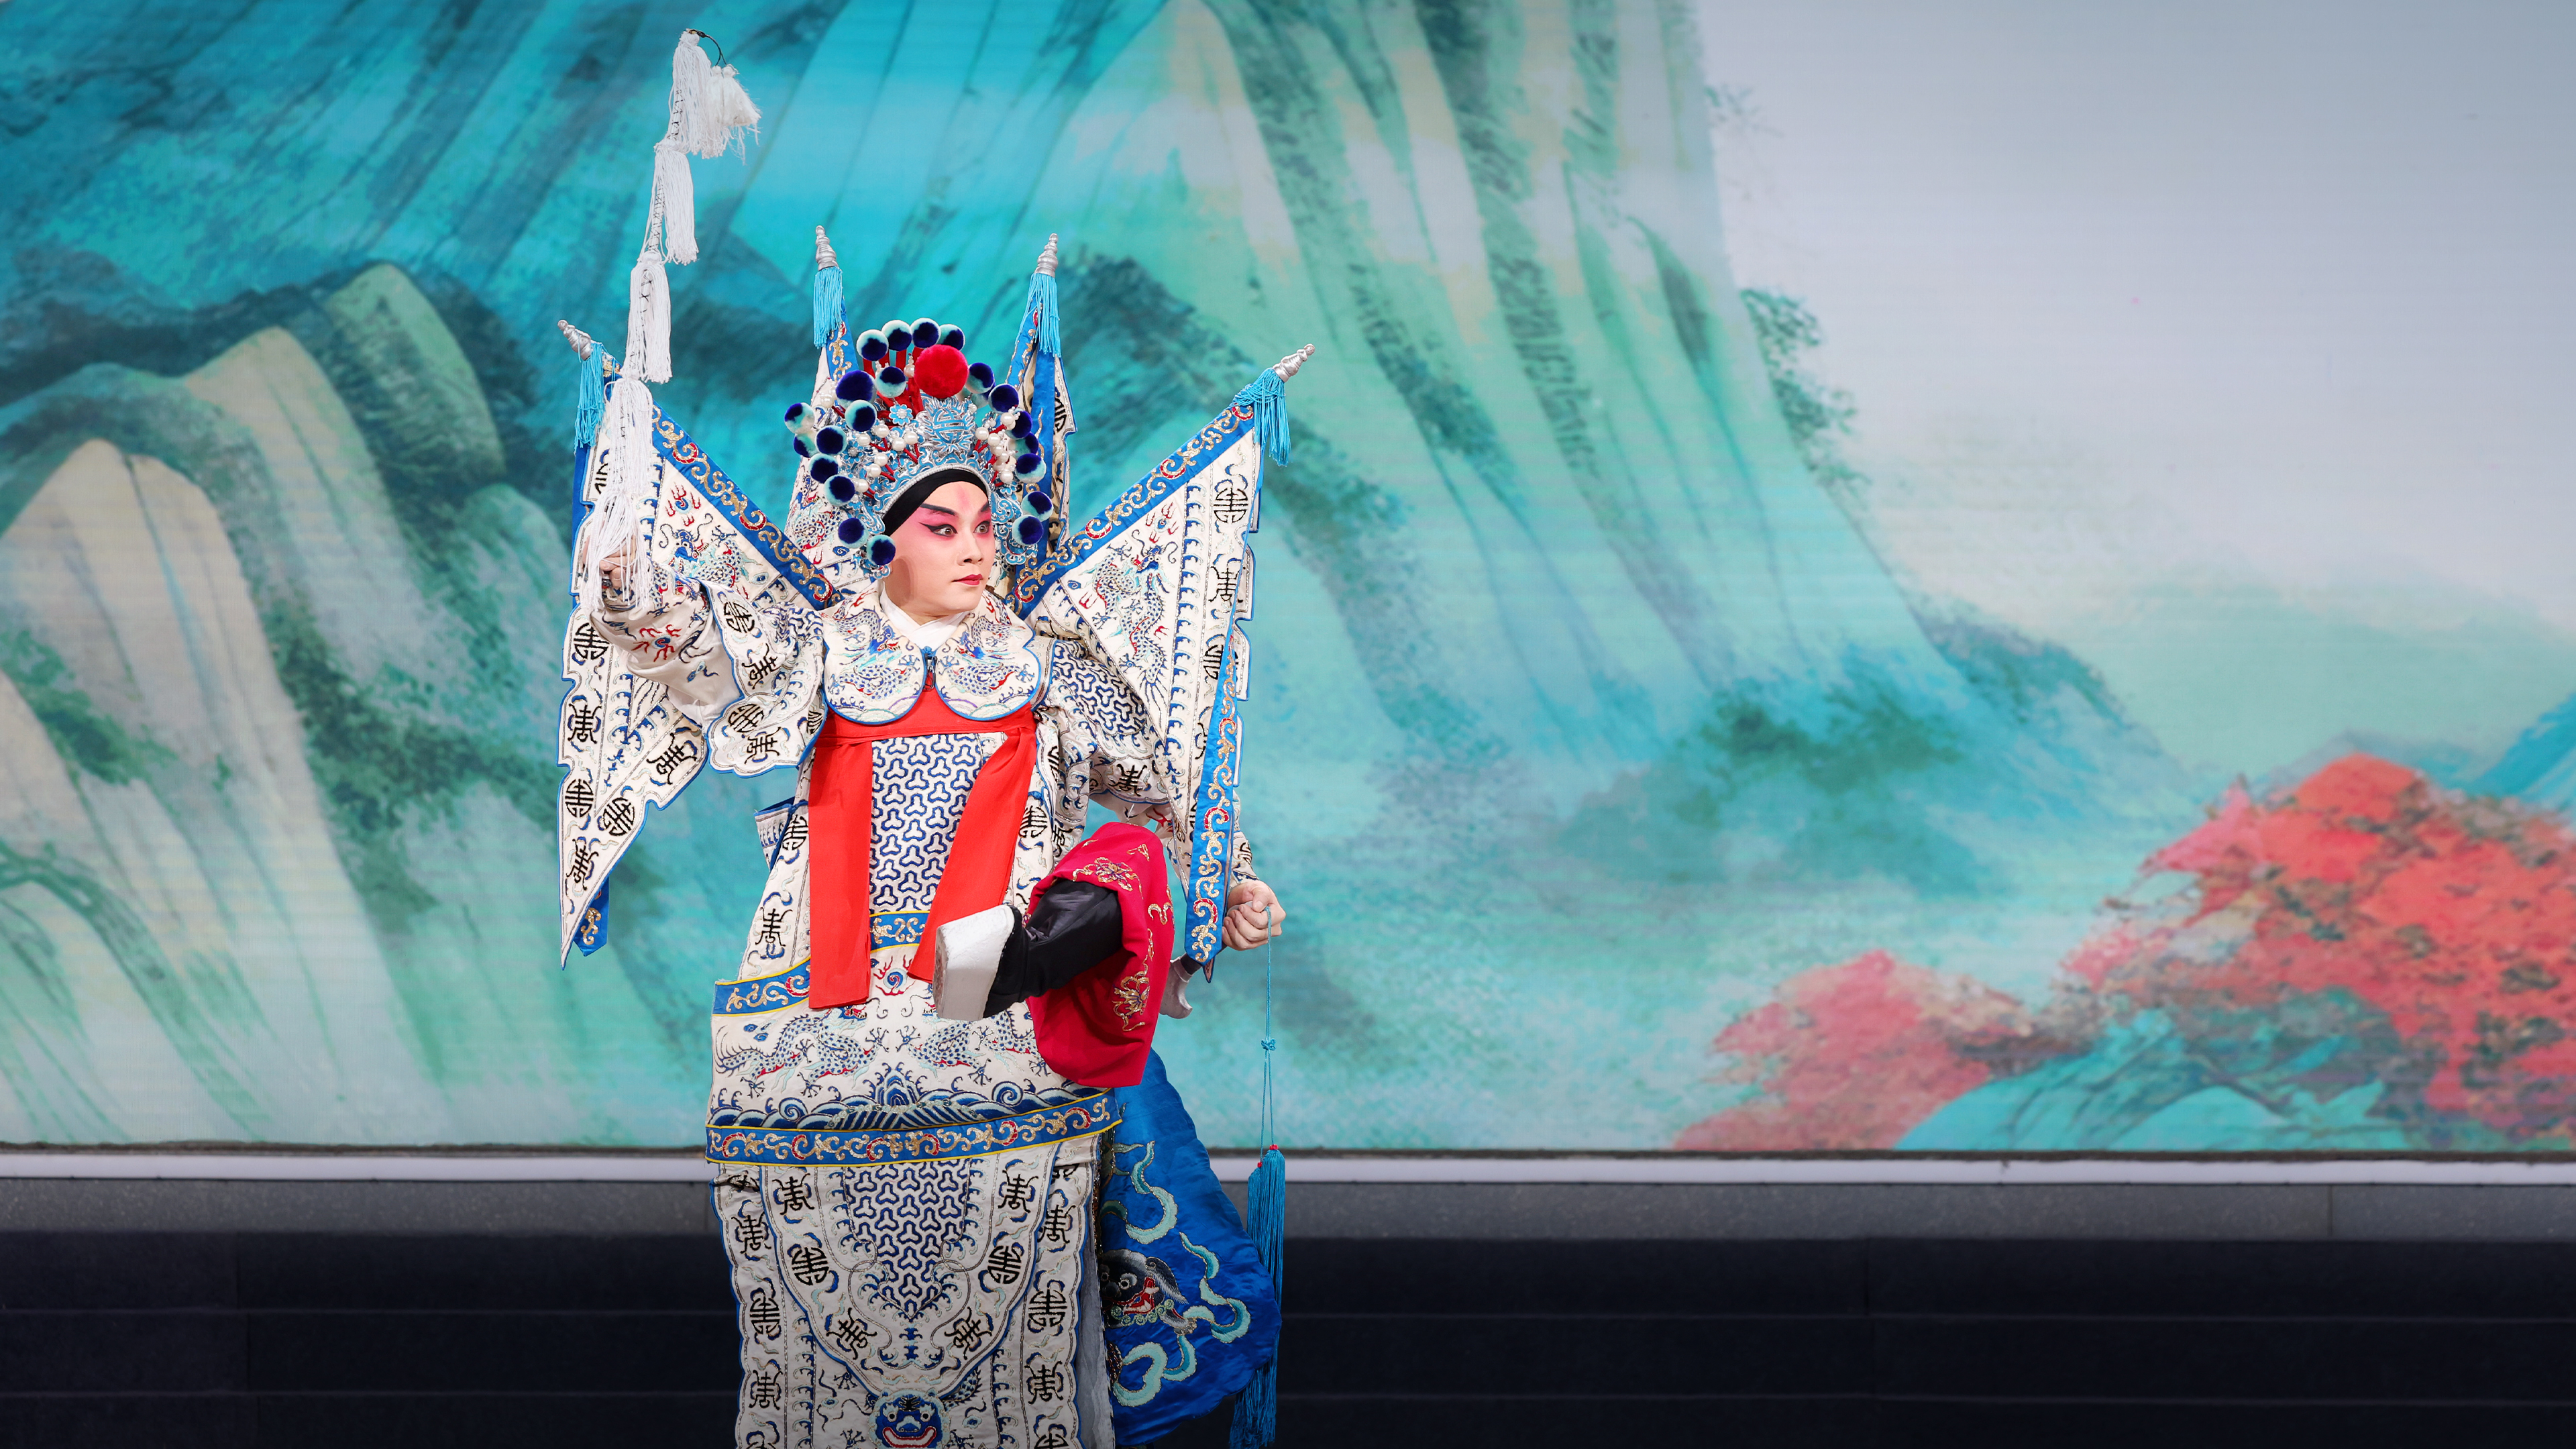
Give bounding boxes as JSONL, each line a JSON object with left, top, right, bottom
{"left": 885, "top": 478, "right": 994, "bottom": 619}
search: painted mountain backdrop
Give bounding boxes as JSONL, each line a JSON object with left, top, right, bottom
{"left": 2, "top": 0, "right": 2567, "bottom": 1148}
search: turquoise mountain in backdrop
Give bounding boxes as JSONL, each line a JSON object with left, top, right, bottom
{"left": 0, "top": 0, "right": 2185, "bottom": 1146}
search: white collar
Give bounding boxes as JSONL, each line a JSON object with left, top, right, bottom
{"left": 875, "top": 583, "right": 970, "bottom": 651}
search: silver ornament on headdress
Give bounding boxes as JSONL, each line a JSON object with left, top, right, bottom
{"left": 893, "top": 392, "right": 991, "bottom": 496}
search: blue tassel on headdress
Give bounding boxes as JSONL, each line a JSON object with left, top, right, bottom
{"left": 1026, "top": 268, "right": 1061, "bottom": 358}
{"left": 812, "top": 263, "right": 844, "bottom": 349}
{"left": 1229, "top": 1142, "right": 1285, "bottom": 1447}
{"left": 812, "top": 226, "right": 847, "bottom": 350}
{"left": 572, "top": 347, "right": 606, "bottom": 449}
{"left": 1230, "top": 366, "right": 1291, "bottom": 466}
{"left": 1020, "top": 233, "right": 1063, "bottom": 359}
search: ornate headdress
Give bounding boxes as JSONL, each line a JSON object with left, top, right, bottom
{"left": 784, "top": 229, "right": 1067, "bottom": 588}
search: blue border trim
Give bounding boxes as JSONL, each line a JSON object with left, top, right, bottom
{"left": 567, "top": 441, "right": 594, "bottom": 596}
{"left": 1030, "top": 349, "right": 1059, "bottom": 491}
{"left": 649, "top": 411, "right": 839, "bottom": 610}
{"left": 714, "top": 965, "right": 808, "bottom": 1014}
{"left": 822, "top": 317, "right": 854, "bottom": 385}
{"left": 573, "top": 878, "right": 611, "bottom": 956}
{"left": 871, "top": 911, "right": 928, "bottom": 951}
{"left": 1185, "top": 622, "right": 1245, "bottom": 961}
{"left": 706, "top": 1097, "right": 1119, "bottom": 1167}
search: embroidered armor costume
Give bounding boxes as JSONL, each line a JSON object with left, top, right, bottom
{"left": 553, "top": 86, "right": 1306, "bottom": 1440}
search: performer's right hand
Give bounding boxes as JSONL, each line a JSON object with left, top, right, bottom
{"left": 1222, "top": 879, "right": 1285, "bottom": 951}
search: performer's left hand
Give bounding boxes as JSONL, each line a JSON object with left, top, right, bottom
{"left": 1222, "top": 879, "right": 1285, "bottom": 952}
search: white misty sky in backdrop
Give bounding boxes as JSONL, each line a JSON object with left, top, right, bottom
{"left": 1696, "top": 0, "right": 2576, "bottom": 777}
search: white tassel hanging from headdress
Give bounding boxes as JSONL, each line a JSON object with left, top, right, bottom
{"left": 575, "top": 364, "right": 667, "bottom": 625}
{"left": 625, "top": 234, "right": 672, "bottom": 384}
{"left": 669, "top": 30, "right": 761, "bottom": 158}
{"left": 623, "top": 30, "right": 761, "bottom": 383}
{"left": 655, "top": 141, "right": 698, "bottom": 266}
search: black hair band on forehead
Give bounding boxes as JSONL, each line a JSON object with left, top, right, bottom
{"left": 879, "top": 467, "right": 990, "bottom": 534}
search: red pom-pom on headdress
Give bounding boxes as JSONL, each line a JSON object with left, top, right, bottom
{"left": 913, "top": 343, "right": 971, "bottom": 400}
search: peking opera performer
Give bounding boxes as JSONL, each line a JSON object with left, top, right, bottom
{"left": 553, "top": 213, "right": 1308, "bottom": 1446}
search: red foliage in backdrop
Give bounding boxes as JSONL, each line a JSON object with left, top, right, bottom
{"left": 2092, "top": 754, "right": 2576, "bottom": 1135}
{"left": 1678, "top": 755, "right": 2576, "bottom": 1148}
{"left": 1674, "top": 951, "right": 2041, "bottom": 1150}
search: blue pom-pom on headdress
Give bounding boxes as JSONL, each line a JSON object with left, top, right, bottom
{"left": 1014, "top": 451, "right": 1042, "bottom": 478}
{"left": 858, "top": 329, "right": 888, "bottom": 362}
{"left": 828, "top": 476, "right": 856, "bottom": 502}
{"left": 939, "top": 325, "right": 966, "bottom": 350}
{"left": 816, "top": 427, "right": 845, "bottom": 455}
{"left": 849, "top": 405, "right": 877, "bottom": 432}
{"left": 1014, "top": 515, "right": 1046, "bottom": 546}
{"left": 793, "top": 437, "right": 811, "bottom": 458}
{"left": 837, "top": 369, "right": 873, "bottom": 402}
{"left": 837, "top": 517, "right": 865, "bottom": 544}
{"left": 809, "top": 456, "right": 841, "bottom": 482}
{"left": 877, "top": 364, "right": 909, "bottom": 394}
{"left": 1026, "top": 490, "right": 1053, "bottom": 515}
{"left": 967, "top": 362, "right": 994, "bottom": 390}
{"left": 910, "top": 319, "right": 940, "bottom": 348}
{"left": 988, "top": 383, "right": 1020, "bottom": 412}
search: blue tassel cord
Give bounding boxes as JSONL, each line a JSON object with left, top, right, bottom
{"left": 1230, "top": 910, "right": 1285, "bottom": 1448}
{"left": 1230, "top": 366, "right": 1291, "bottom": 466}
{"left": 1230, "top": 1145, "right": 1285, "bottom": 1448}
{"left": 812, "top": 263, "right": 844, "bottom": 349}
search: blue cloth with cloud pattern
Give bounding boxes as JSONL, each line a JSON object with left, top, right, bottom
{"left": 1099, "top": 1051, "right": 1279, "bottom": 1443}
